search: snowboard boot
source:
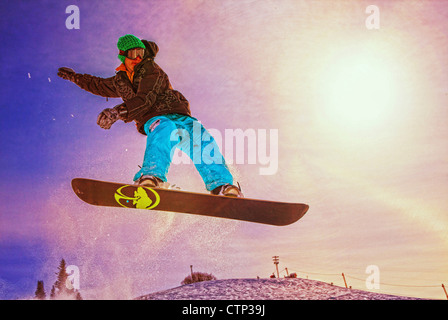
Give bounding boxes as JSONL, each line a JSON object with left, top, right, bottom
{"left": 211, "top": 183, "right": 244, "bottom": 198}
{"left": 135, "top": 175, "right": 164, "bottom": 188}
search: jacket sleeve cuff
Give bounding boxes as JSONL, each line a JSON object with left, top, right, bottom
{"left": 114, "top": 103, "right": 128, "bottom": 120}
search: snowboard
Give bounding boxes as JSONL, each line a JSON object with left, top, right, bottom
{"left": 71, "top": 178, "right": 309, "bottom": 226}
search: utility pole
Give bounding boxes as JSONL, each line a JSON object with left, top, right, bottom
{"left": 442, "top": 283, "right": 448, "bottom": 300}
{"left": 342, "top": 273, "right": 348, "bottom": 288}
{"left": 272, "top": 256, "right": 279, "bottom": 278}
{"left": 190, "top": 265, "right": 194, "bottom": 281}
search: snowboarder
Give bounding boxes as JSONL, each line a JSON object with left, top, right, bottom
{"left": 58, "top": 34, "right": 243, "bottom": 197}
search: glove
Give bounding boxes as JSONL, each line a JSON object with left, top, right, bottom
{"left": 97, "top": 104, "right": 127, "bottom": 130}
{"left": 57, "top": 67, "right": 76, "bottom": 82}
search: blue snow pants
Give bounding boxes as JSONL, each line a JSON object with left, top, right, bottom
{"left": 133, "top": 114, "right": 233, "bottom": 191}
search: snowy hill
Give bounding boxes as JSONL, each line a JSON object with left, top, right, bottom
{"left": 135, "top": 278, "right": 422, "bottom": 300}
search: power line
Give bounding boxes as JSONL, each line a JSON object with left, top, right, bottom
{"left": 343, "top": 274, "right": 442, "bottom": 288}
{"left": 281, "top": 265, "right": 443, "bottom": 288}
{"left": 269, "top": 258, "right": 447, "bottom": 298}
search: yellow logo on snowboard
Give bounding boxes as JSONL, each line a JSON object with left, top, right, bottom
{"left": 114, "top": 185, "right": 160, "bottom": 210}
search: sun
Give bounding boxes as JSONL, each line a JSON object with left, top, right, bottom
{"left": 318, "top": 49, "right": 397, "bottom": 135}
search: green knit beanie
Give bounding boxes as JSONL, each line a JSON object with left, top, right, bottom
{"left": 117, "top": 34, "right": 146, "bottom": 63}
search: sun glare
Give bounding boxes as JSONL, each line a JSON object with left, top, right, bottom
{"left": 320, "top": 51, "right": 396, "bottom": 134}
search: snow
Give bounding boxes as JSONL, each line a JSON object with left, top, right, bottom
{"left": 135, "top": 278, "right": 422, "bottom": 300}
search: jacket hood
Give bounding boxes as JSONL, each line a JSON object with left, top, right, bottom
{"left": 142, "top": 40, "right": 159, "bottom": 59}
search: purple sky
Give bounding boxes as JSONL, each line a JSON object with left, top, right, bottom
{"left": 1, "top": 0, "right": 447, "bottom": 299}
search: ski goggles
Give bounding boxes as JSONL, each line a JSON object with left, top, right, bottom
{"left": 119, "top": 47, "right": 145, "bottom": 60}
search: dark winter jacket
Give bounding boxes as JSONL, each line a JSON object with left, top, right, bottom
{"left": 72, "top": 40, "right": 191, "bottom": 135}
